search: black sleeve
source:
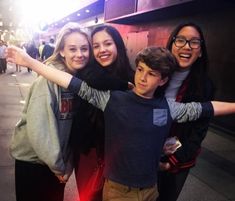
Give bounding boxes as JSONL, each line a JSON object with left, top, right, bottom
{"left": 166, "top": 77, "right": 215, "bottom": 168}
{"left": 79, "top": 64, "right": 128, "bottom": 91}
{"left": 69, "top": 97, "right": 97, "bottom": 155}
{"left": 169, "top": 117, "right": 210, "bottom": 164}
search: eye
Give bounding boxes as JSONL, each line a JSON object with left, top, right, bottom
{"left": 81, "top": 47, "right": 89, "bottom": 52}
{"left": 104, "top": 40, "right": 114, "bottom": 47}
{"left": 92, "top": 44, "right": 99, "bottom": 49}
{"left": 149, "top": 72, "right": 156, "bottom": 76}
{"left": 190, "top": 39, "right": 201, "bottom": 45}
{"left": 149, "top": 72, "right": 160, "bottom": 77}
{"left": 175, "top": 38, "right": 185, "bottom": 44}
{"left": 105, "top": 42, "right": 112, "bottom": 46}
{"left": 69, "top": 47, "right": 77, "bottom": 52}
{"left": 136, "top": 66, "right": 142, "bottom": 72}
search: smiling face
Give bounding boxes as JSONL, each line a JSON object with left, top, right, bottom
{"left": 134, "top": 61, "right": 168, "bottom": 99}
{"left": 92, "top": 30, "right": 118, "bottom": 67}
{"left": 171, "top": 26, "right": 202, "bottom": 69}
{"left": 60, "top": 32, "right": 90, "bottom": 74}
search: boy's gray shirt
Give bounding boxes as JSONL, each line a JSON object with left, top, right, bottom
{"left": 77, "top": 81, "right": 205, "bottom": 122}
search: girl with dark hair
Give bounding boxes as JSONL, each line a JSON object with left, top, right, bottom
{"left": 71, "top": 24, "right": 134, "bottom": 201}
{"left": 91, "top": 25, "right": 134, "bottom": 81}
{"left": 157, "top": 22, "right": 215, "bottom": 201}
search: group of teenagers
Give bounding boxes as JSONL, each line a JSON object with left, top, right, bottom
{"left": 5, "top": 21, "right": 235, "bottom": 201}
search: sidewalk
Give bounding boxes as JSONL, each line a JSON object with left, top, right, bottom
{"left": 179, "top": 128, "right": 235, "bottom": 201}
{"left": 0, "top": 64, "right": 234, "bottom": 201}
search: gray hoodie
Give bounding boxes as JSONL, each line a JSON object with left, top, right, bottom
{"left": 10, "top": 62, "right": 74, "bottom": 176}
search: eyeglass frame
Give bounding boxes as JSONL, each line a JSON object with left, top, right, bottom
{"left": 173, "top": 36, "right": 203, "bottom": 49}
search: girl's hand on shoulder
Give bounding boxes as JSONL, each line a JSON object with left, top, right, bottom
{"left": 128, "top": 82, "right": 135, "bottom": 89}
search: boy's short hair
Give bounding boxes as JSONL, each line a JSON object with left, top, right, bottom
{"left": 135, "top": 46, "right": 177, "bottom": 78}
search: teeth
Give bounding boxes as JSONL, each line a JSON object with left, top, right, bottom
{"left": 179, "top": 54, "right": 191, "bottom": 58}
{"left": 100, "top": 55, "right": 109, "bottom": 59}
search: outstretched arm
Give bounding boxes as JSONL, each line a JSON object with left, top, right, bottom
{"left": 168, "top": 99, "right": 235, "bottom": 123}
{"left": 6, "top": 46, "right": 235, "bottom": 117}
{"left": 6, "top": 46, "right": 72, "bottom": 89}
{"left": 211, "top": 101, "right": 235, "bottom": 116}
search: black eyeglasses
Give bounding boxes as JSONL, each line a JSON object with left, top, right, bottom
{"left": 173, "top": 37, "right": 202, "bottom": 49}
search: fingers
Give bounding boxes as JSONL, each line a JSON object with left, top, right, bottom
{"left": 55, "top": 175, "right": 67, "bottom": 183}
{"left": 55, "top": 174, "right": 69, "bottom": 183}
{"left": 62, "top": 174, "right": 70, "bottom": 182}
{"left": 163, "top": 137, "right": 182, "bottom": 155}
{"left": 163, "top": 143, "right": 180, "bottom": 155}
{"left": 5, "top": 48, "right": 14, "bottom": 60}
{"left": 6, "top": 58, "right": 14, "bottom": 63}
{"left": 128, "top": 82, "right": 135, "bottom": 89}
{"left": 159, "top": 162, "right": 171, "bottom": 171}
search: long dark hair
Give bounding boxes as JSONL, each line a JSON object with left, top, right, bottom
{"left": 91, "top": 25, "right": 134, "bottom": 82}
{"left": 167, "top": 22, "right": 212, "bottom": 101}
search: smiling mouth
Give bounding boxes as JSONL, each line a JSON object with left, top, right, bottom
{"left": 99, "top": 56, "right": 111, "bottom": 62}
{"left": 137, "top": 83, "right": 146, "bottom": 88}
{"left": 74, "top": 60, "right": 84, "bottom": 64}
{"left": 99, "top": 54, "right": 109, "bottom": 58}
{"left": 179, "top": 53, "right": 191, "bottom": 59}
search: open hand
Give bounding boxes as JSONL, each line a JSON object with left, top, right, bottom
{"left": 5, "top": 45, "right": 32, "bottom": 67}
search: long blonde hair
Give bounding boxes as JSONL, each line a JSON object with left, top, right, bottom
{"left": 46, "top": 22, "right": 92, "bottom": 69}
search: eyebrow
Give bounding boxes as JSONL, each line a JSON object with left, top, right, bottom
{"left": 67, "top": 44, "right": 89, "bottom": 47}
{"left": 176, "top": 35, "right": 201, "bottom": 40}
{"left": 93, "top": 39, "right": 114, "bottom": 44}
{"left": 137, "top": 65, "right": 160, "bottom": 74}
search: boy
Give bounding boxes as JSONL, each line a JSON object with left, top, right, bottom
{"left": 6, "top": 46, "right": 235, "bottom": 201}
{"left": 68, "top": 47, "right": 213, "bottom": 201}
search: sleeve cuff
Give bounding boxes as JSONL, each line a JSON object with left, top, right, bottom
{"left": 67, "top": 76, "right": 82, "bottom": 94}
{"left": 201, "top": 102, "right": 214, "bottom": 118}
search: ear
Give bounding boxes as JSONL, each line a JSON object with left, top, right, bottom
{"left": 159, "top": 77, "right": 169, "bottom": 86}
{"left": 60, "top": 50, "right": 64, "bottom": 58}
{"left": 198, "top": 50, "right": 202, "bottom": 58}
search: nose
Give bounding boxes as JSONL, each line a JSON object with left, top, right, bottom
{"left": 140, "top": 72, "right": 147, "bottom": 82}
{"left": 99, "top": 44, "right": 106, "bottom": 52}
{"left": 184, "top": 41, "right": 191, "bottom": 49}
{"left": 76, "top": 50, "right": 83, "bottom": 57}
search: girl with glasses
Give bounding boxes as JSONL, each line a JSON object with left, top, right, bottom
{"left": 157, "top": 22, "right": 215, "bottom": 201}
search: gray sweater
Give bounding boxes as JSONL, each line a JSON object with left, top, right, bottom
{"left": 10, "top": 63, "right": 74, "bottom": 176}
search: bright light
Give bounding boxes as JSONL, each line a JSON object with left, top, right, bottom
{"left": 14, "top": 0, "right": 98, "bottom": 30}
